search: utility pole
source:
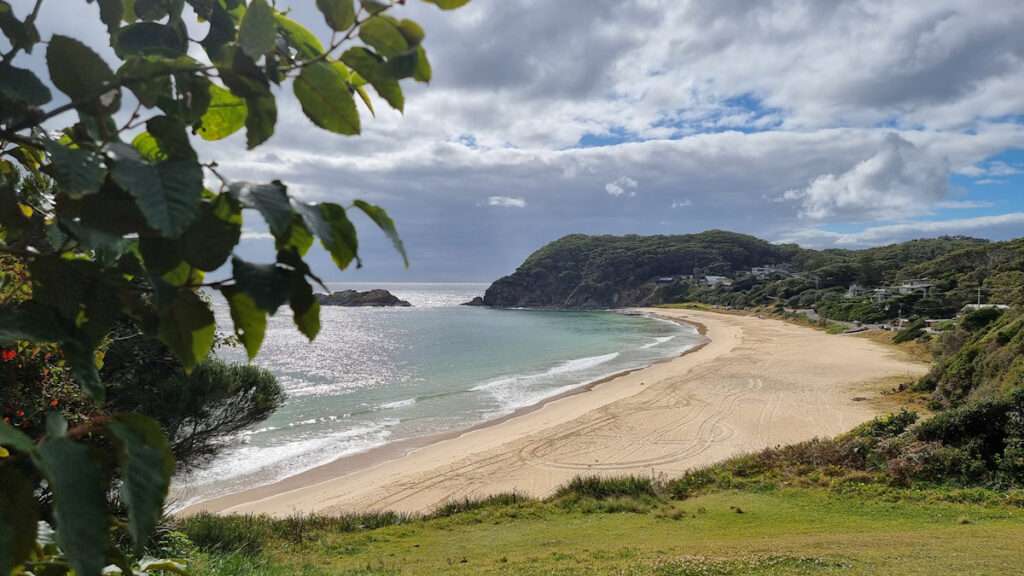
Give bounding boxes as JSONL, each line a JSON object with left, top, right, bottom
{"left": 898, "top": 303, "right": 904, "bottom": 326}
{"left": 977, "top": 287, "right": 982, "bottom": 306}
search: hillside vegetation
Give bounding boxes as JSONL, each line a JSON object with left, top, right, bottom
{"left": 481, "top": 232, "right": 1018, "bottom": 320}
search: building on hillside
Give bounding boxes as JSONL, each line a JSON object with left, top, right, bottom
{"left": 700, "top": 275, "right": 731, "bottom": 287}
{"left": 655, "top": 274, "right": 695, "bottom": 285}
{"left": 845, "top": 283, "right": 873, "bottom": 298}
{"left": 897, "top": 278, "right": 932, "bottom": 296}
{"left": 871, "top": 288, "right": 894, "bottom": 302}
{"left": 960, "top": 303, "right": 1010, "bottom": 315}
{"left": 751, "top": 264, "right": 790, "bottom": 280}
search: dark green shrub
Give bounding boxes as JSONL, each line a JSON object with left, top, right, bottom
{"left": 180, "top": 513, "right": 271, "bottom": 555}
{"left": 554, "top": 475, "right": 661, "bottom": 500}
{"left": 962, "top": 307, "right": 1005, "bottom": 332}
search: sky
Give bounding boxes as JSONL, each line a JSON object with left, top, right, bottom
{"left": 17, "top": 0, "right": 1024, "bottom": 282}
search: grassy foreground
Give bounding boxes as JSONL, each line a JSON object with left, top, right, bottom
{"left": 179, "top": 484, "right": 1024, "bottom": 576}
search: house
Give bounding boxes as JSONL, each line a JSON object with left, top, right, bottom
{"left": 960, "top": 303, "right": 1010, "bottom": 315}
{"left": 845, "top": 283, "right": 873, "bottom": 298}
{"left": 871, "top": 288, "right": 893, "bottom": 302}
{"left": 700, "top": 275, "right": 731, "bottom": 287}
{"left": 896, "top": 278, "right": 931, "bottom": 296}
{"left": 655, "top": 274, "right": 695, "bottom": 285}
{"left": 925, "top": 318, "right": 952, "bottom": 330}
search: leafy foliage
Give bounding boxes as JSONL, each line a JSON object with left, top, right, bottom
{"left": 0, "top": 0, "right": 468, "bottom": 574}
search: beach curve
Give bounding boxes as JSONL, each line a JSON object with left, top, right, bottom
{"left": 178, "top": 309, "right": 927, "bottom": 517}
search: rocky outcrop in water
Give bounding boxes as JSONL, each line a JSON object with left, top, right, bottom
{"left": 315, "top": 289, "right": 411, "bottom": 307}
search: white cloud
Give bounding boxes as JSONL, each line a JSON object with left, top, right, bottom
{"left": 240, "top": 230, "right": 274, "bottom": 240}
{"left": 781, "top": 133, "right": 950, "bottom": 220}
{"left": 987, "top": 161, "right": 1022, "bottom": 176}
{"left": 605, "top": 176, "right": 638, "bottom": 197}
{"left": 671, "top": 199, "right": 692, "bottom": 209}
{"left": 487, "top": 196, "right": 526, "bottom": 208}
{"left": 777, "top": 213, "right": 1024, "bottom": 247}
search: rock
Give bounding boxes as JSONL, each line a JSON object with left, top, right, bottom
{"left": 460, "top": 296, "right": 485, "bottom": 306}
{"left": 314, "top": 289, "right": 412, "bottom": 307}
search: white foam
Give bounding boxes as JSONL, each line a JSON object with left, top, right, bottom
{"left": 640, "top": 335, "right": 675, "bottom": 349}
{"left": 380, "top": 398, "right": 416, "bottom": 410}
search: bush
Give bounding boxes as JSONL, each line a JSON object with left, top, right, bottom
{"left": 181, "top": 513, "right": 272, "bottom": 555}
{"left": 554, "top": 475, "right": 662, "bottom": 500}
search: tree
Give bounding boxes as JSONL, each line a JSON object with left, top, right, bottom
{"left": 0, "top": 0, "right": 470, "bottom": 574}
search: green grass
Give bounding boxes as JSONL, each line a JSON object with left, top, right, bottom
{"left": 183, "top": 487, "right": 1024, "bottom": 575}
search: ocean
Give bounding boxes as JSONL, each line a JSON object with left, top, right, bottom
{"left": 169, "top": 283, "right": 702, "bottom": 509}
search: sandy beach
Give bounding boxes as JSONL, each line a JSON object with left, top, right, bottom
{"left": 179, "top": 309, "right": 927, "bottom": 517}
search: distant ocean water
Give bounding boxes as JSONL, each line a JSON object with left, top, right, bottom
{"left": 170, "top": 283, "right": 702, "bottom": 509}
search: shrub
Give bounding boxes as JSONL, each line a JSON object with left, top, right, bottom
{"left": 554, "top": 475, "right": 662, "bottom": 500}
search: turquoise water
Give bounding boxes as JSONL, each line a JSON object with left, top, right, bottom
{"left": 170, "top": 283, "right": 701, "bottom": 508}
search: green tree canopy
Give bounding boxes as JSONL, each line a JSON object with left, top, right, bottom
{"left": 0, "top": 0, "right": 469, "bottom": 574}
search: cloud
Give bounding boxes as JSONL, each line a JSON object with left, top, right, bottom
{"left": 240, "top": 230, "right": 274, "bottom": 240}
{"left": 987, "top": 161, "right": 1022, "bottom": 176}
{"left": 781, "top": 133, "right": 950, "bottom": 220}
{"left": 671, "top": 199, "right": 692, "bottom": 209}
{"left": 488, "top": 196, "right": 526, "bottom": 208}
{"left": 776, "top": 213, "right": 1024, "bottom": 247}
{"left": 606, "top": 176, "right": 638, "bottom": 197}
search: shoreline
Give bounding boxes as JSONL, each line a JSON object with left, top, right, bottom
{"left": 178, "top": 309, "right": 927, "bottom": 517}
{"left": 174, "top": 310, "right": 708, "bottom": 515}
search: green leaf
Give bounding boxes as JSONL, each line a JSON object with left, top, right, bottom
{"left": 146, "top": 115, "right": 197, "bottom": 159}
{"left": 182, "top": 193, "right": 242, "bottom": 271}
{"left": 107, "top": 142, "right": 203, "bottom": 237}
{"left": 45, "top": 140, "right": 106, "bottom": 198}
{"left": 132, "top": 131, "right": 165, "bottom": 161}
{"left": 45, "top": 412, "right": 68, "bottom": 439}
{"left": 157, "top": 289, "right": 215, "bottom": 372}
{"left": 294, "top": 61, "right": 360, "bottom": 135}
{"left": 0, "top": 467, "right": 39, "bottom": 576}
{"left": 221, "top": 285, "right": 266, "bottom": 359}
{"left": 117, "top": 55, "right": 198, "bottom": 108}
{"left": 139, "top": 558, "right": 190, "bottom": 574}
{"left": 46, "top": 35, "right": 120, "bottom": 115}
{"left": 134, "top": 0, "right": 169, "bottom": 21}
{"left": 96, "top": 0, "right": 124, "bottom": 33}
{"left": 379, "top": 48, "right": 419, "bottom": 81}
{"left": 198, "top": 83, "right": 247, "bottom": 140}
{"left": 226, "top": 180, "right": 291, "bottom": 237}
{"left": 238, "top": 0, "right": 276, "bottom": 59}
{"left": 275, "top": 212, "right": 315, "bottom": 256}
{"left": 65, "top": 339, "right": 105, "bottom": 401}
{"left": 341, "top": 47, "right": 403, "bottom": 111}
{"left": 232, "top": 256, "right": 291, "bottom": 313}
{"left": 32, "top": 437, "right": 111, "bottom": 576}
{"left": 397, "top": 19, "right": 425, "bottom": 46}
{"left": 354, "top": 83, "right": 375, "bottom": 116}
{"left": 316, "top": 0, "right": 355, "bottom": 31}
{"left": 0, "top": 421, "right": 33, "bottom": 452}
{"left": 294, "top": 201, "right": 361, "bottom": 270}
{"left": 274, "top": 14, "right": 324, "bottom": 59}
{"left": 245, "top": 91, "right": 276, "bottom": 148}
{"left": 0, "top": 1, "right": 39, "bottom": 54}
{"left": 419, "top": 0, "right": 471, "bottom": 9}
{"left": 354, "top": 200, "right": 408, "bottom": 267}
{"left": 108, "top": 414, "right": 173, "bottom": 555}
{"left": 359, "top": 16, "right": 409, "bottom": 58}
{"left": 115, "top": 22, "right": 187, "bottom": 57}
{"left": 0, "top": 63, "right": 51, "bottom": 106}
{"left": 289, "top": 274, "right": 320, "bottom": 340}
{"left": 360, "top": 0, "right": 389, "bottom": 15}
{"left": 414, "top": 45, "right": 431, "bottom": 82}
